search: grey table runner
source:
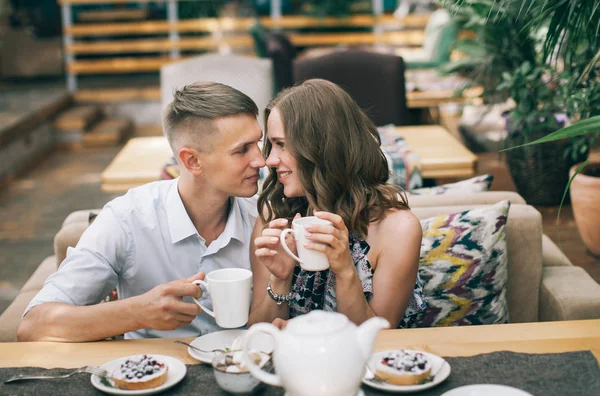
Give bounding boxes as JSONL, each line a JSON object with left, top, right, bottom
{"left": 1, "top": 351, "right": 598, "bottom": 396}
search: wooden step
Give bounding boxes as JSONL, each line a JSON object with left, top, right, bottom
{"left": 78, "top": 9, "right": 149, "bottom": 22}
{"left": 67, "top": 57, "right": 172, "bottom": 74}
{"left": 63, "top": 13, "right": 430, "bottom": 37}
{"left": 53, "top": 105, "right": 103, "bottom": 131}
{"left": 75, "top": 87, "right": 160, "bottom": 103}
{"left": 67, "top": 35, "right": 255, "bottom": 55}
{"left": 135, "top": 123, "right": 163, "bottom": 137}
{"left": 82, "top": 119, "right": 133, "bottom": 147}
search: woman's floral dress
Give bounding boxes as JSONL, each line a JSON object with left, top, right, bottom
{"left": 288, "top": 232, "right": 427, "bottom": 328}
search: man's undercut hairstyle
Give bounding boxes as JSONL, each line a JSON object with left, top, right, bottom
{"left": 163, "top": 81, "right": 259, "bottom": 153}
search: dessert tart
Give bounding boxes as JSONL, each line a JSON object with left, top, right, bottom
{"left": 112, "top": 354, "right": 169, "bottom": 390}
{"left": 375, "top": 350, "right": 432, "bottom": 385}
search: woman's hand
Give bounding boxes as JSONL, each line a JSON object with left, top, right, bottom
{"left": 272, "top": 318, "right": 288, "bottom": 330}
{"left": 254, "top": 216, "right": 299, "bottom": 281}
{"left": 304, "top": 211, "right": 355, "bottom": 278}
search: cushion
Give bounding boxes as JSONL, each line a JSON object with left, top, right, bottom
{"left": 0, "top": 289, "right": 39, "bottom": 342}
{"left": 160, "top": 156, "right": 179, "bottom": 180}
{"left": 378, "top": 125, "right": 423, "bottom": 190}
{"left": 540, "top": 266, "right": 600, "bottom": 322}
{"left": 21, "top": 256, "right": 57, "bottom": 293}
{"left": 409, "top": 174, "right": 494, "bottom": 196}
{"left": 410, "top": 200, "right": 511, "bottom": 327}
{"left": 54, "top": 221, "right": 90, "bottom": 268}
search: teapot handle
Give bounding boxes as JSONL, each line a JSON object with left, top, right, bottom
{"left": 242, "top": 323, "right": 282, "bottom": 387}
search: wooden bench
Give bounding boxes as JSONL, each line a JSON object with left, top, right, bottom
{"left": 74, "top": 86, "right": 479, "bottom": 110}
{"left": 58, "top": 0, "right": 434, "bottom": 91}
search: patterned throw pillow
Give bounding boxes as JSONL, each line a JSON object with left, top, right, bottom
{"left": 377, "top": 125, "right": 423, "bottom": 191}
{"left": 409, "top": 174, "right": 494, "bottom": 196}
{"left": 160, "top": 156, "right": 180, "bottom": 180}
{"left": 409, "top": 200, "right": 511, "bottom": 327}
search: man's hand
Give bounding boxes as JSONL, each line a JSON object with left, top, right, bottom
{"left": 130, "top": 272, "right": 205, "bottom": 331}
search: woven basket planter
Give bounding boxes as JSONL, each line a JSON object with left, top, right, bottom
{"left": 505, "top": 133, "right": 580, "bottom": 206}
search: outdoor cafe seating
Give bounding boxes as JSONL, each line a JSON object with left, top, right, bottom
{"left": 1, "top": 1, "right": 599, "bottom": 395}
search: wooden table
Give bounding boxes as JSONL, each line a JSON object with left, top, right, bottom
{"left": 1, "top": 320, "right": 598, "bottom": 369}
{"left": 406, "top": 89, "right": 467, "bottom": 109}
{"left": 395, "top": 125, "right": 477, "bottom": 179}
{"left": 101, "top": 126, "right": 477, "bottom": 193}
{"left": 101, "top": 136, "right": 172, "bottom": 193}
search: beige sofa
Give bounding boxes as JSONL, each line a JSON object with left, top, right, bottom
{"left": 0, "top": 211, "right": 92, "bottom": 342}
{"left": 1, "top": 192, "right": 599, "bottom": 341}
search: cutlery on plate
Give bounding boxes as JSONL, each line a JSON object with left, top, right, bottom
{"left": 173, "top": 340, "right": 227, "bottom": 353}
{"left": 5, "top": 366, "right": 109, "bottom": 384}
{"left": 174, "top": 340, "right": 274, "bottom": 358}
{"left": 430, "top": 360, "right": 448, "bottom": 379}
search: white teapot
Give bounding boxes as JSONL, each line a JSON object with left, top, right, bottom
{"left": 241, "top": 311, "right": 389, "bottom": 396}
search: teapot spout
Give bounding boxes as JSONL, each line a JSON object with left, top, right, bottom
{"left": 356, "top": 317, "right": 390, "bottom": 360}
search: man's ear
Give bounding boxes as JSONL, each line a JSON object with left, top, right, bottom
{"left": 178, "top": 147, "right": 203, "bottom": 175}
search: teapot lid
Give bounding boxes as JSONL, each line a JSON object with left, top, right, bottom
{"left": 285, "top": 311, "right": 351, "bottom": 336}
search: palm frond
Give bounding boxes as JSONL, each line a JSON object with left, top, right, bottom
{"left": 493, "top": 0, "right": 600, "bottom": 67}
{"left": 500, "top": 115, "right": 600, "bottom": 151}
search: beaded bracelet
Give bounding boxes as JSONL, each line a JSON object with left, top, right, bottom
{"left": 266, "top": 279, "right": 294, "bottom": 305}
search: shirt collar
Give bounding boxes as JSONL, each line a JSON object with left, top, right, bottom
{"left": 166, "top": 180, "right": 247, "bottom": 245}
{"left": 221, "top": 197, "right": 247, "bottom": 244}
{"left": 166, "top": 179, "right": 198, "bottom": 244}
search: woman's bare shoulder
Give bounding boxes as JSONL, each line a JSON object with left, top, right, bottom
{"left": 379, "top": 208, "right": 422, "bottom": 237}
{"left": 367, "top": 209, "right": 421, "bottom": 267}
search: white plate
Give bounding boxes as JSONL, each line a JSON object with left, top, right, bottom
{"left": 90, "top": 354, "right": 186, "bottom": 395}
{"left": 362, "top": 350, "right": 451, "bottom": 393}
{"left": 187, "top": 329, "right": 275, "bottom": 364}
{"left": 442, "top": 384, "right": 534, "bottom": 396}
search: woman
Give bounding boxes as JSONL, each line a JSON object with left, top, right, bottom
{"left": 248, "top": 79, "right": 425, "bottom": 329}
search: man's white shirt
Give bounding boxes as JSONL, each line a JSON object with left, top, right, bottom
{"left": 25, "top": 179, "right": 258, "bottom": 339}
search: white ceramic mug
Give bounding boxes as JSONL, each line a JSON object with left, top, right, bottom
{"left": 192, "top": 268, "right": 253, "bottom": 328}
{"left": 280, "top": 216, "right": 332, "bottom": 271}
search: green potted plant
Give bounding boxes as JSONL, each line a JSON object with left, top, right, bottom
{"left": 438, "top": 0, "right": 598, "bottom": 205}
{"left": 493, "top": 0, "right": 600, "bottom": 255}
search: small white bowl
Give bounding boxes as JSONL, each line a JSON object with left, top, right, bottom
{"left": 212, "top": 352, "right": 269, "bottom": 395}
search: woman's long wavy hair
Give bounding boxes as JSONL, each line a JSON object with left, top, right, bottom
{"left": 258, "top": 79, "right": 409, "bottom": 239}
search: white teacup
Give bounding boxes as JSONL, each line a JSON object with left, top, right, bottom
{"left": 280, "top": 216, "right": 332, "bottom": 271}
{"left": 193, "top": 268, "right": 252, "bottom": 328}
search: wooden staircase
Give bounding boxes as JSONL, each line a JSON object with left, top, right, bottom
{"left": 53, "top": 105, "right": 133, "bottom": 149}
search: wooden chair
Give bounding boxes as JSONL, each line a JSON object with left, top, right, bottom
{"left": 249, "top": 20, "right": 268, "bottom": 58}
{"left": 160, "top": 53, "right": 274, "bottom": 129}
{"left": 266, "top": 31, "right": 297, "bottom": 94}
{"left": 402, "top": 8, "right": 458, "bottom": 69}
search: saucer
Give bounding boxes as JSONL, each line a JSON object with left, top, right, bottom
{"left": 442, "top": 384, "right": 534, "bottom": 396}
{"left": 187, "top": 329, "right": 274, "bottom": 364}
{"left": 285, "top": 391, "right": 364, "bottom": 396}
{"left": 362, "top": 350, "right": 451, "bottom": 393}
{"left": 90, "top": 354, "right": 186, "bottom": 395}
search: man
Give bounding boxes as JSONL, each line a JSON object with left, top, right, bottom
{"left": 17, "top": 82, "right": 265, "bottom": 341}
